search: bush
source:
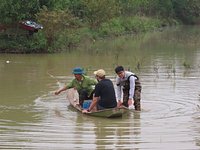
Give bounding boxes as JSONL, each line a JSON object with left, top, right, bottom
{"left": 172, "top": 0, "right": 200, "bottom": 24}
{"left": 0, "top": 31, "right": 47, "bottom": 53}
{"left": 122, "top": 16, "right": 163, "bottom": 33}
{"left": 98, "top": 18, "right": 125, "bottom": 36}
{"left": 48, "top": 29, "right": 82, "bottom": 52}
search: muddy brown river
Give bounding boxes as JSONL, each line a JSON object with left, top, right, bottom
{"left": 0, "top": 25, "right": 200, "bottom": 149}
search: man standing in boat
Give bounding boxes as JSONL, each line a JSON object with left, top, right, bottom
{"left": 55, "top": 67, "right": 97, "bottom": 106}
{"left": 82, "top": 69, "right": 117, "bottom": 113}
{"left": 115, "top": 66, "right": 142, "bottom": 111}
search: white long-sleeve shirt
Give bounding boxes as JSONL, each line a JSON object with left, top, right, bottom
{"left": 115, "top": 71, "right": 137, "bottom": 101}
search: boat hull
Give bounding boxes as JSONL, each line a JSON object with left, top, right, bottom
{"left": 66, "top": 88, "right": 128, "bottom": 118}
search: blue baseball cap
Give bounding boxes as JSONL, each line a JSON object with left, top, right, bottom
{"left": 72, "top": 67, "right": 84, "bottom": 74}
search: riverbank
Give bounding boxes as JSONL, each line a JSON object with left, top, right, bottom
{"left": 0, "top": 16, "right": 178, "bottom": 54}
{"left": 0, "top": 0, "right": 200, "bottom": 53}
{"left": 1, "top": 0, "right": 200, "bottom": 53}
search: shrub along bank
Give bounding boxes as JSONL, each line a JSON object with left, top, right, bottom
{"left": 0, "top": 0, "right": 199, "bottom": 53}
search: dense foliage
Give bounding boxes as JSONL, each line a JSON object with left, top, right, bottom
{"left": 0, "top": 0, "right": 199, "bottom": 53}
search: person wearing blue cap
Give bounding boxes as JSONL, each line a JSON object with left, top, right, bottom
{"left": 55, "top": 67, "right": 97, "bottom": 106}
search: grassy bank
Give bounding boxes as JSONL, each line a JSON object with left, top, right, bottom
{"left": 0, "top": 16, "right": 177, "bottom": 53}
{"left": 1, "top": 0, "right": 199, "bottom": 53}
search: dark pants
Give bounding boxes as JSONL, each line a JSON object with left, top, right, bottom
{"left": 78, "top": 89, "right": 94, "bottom": 107}
{"left": 123, "top": 87, "right": 141, "bottom": 111}
{"left": 97, "top": 104, "right": 105, "bottom": 110}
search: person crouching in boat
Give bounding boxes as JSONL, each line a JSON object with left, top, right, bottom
{"left": 82, "top": 69, "right": 117, "bottom": 113}
{"left": 55, "top": 67, "right": 97, "bottom": 107}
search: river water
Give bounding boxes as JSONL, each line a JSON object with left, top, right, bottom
{"left": 0, "top": 26, "right": 200, "bottom": 150}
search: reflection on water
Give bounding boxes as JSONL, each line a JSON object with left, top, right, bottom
{"left": 0, "top": 26, "right": 200, "bottom": 149}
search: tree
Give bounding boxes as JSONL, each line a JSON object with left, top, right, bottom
{"left": 36, "top": 6, "right": 80, "bottom": 45}
{"left": 38, "top": 0, "right": 70, "bottom": 11}
{"left": 82, "top": 0, "right": 121, "bottom": 28}
{"left": 172, "top": 0, "right": 200, "bottom": 24}
{"left": 0, "top": 0, "right": 40, "bottom": 24}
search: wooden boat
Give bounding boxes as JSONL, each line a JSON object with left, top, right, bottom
{"left": 66, "top": 88, "right": 129, "bottom": 118}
